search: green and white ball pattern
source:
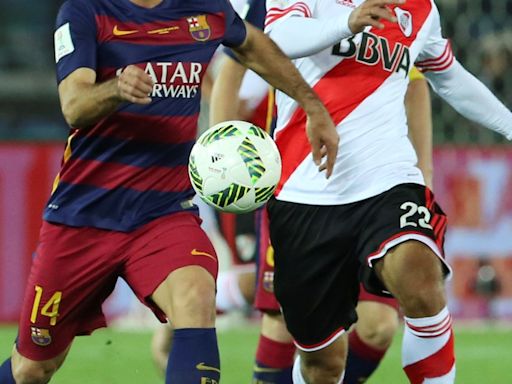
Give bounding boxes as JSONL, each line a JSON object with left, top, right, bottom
{"left": 189, "top": 120, "right": 282, "bottom": 213}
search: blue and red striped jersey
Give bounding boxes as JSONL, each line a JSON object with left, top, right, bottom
{"left": 48, "top": 0, "right": 247, "bottom": 231}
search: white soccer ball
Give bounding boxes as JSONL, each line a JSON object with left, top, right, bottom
{"left": 189, "top": 120, "right": 282, "bottom": 213}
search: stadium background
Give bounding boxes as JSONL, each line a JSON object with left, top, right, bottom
{"left": 0, "top": 0, "right": 511, "bottom": 383}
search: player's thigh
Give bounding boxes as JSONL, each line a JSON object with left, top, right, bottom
{"left": 17, "top": 221, "right": 121, "bottom": 362}
{"left": 266, "top": 198, "right": 359, "bottom": 351}
{"left": 124, "top": 212, "right": 218, "bottom": 327}
{"left": 358, "top": 183, "right": 450, "bottom": 297}
{"left": 375, "top": 240, "right": 446, "bottom": 306}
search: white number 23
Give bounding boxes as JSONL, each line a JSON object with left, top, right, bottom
{"left": 399, "top": 202, "right": 433, "bottom": 229}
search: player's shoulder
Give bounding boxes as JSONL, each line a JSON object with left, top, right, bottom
{"left": 57, "top": 0, "right": 99, "bottom": 19}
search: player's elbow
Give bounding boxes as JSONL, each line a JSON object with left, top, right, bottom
{"left": 61, "top": 102, "right": 89, "bottom": 129}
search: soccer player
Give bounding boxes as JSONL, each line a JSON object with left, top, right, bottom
{"left": 264, "top": 0, "right": 512, "bottom": 383}
{"left": 0, "top": 0, "right": 339, "bottom": 383}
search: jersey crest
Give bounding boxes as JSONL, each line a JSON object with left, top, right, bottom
{"left": 336, "top": 0, "right": 356, "bottom": 8}
{"left": 187, "top": 15, "right": 211, "bottom": 41}
{"left": 395, "top": 7, "right": 413, "bottom": 37}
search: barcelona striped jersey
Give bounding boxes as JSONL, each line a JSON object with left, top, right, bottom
{"left": 48, "top": 0, "right": 247, "bottom": 231}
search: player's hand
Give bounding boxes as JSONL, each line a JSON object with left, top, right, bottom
{"left": 117, "top": 65, "right": 154, "bottom": 104}
{"left": 348, "top": 0, "right": 405, "bottom": 34}
{"left": 306, "top": 108, "right": 339, "bottom": 178}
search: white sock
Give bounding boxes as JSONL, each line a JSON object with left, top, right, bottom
{"left": 402, "top": 306, "right": 456, "bottom": 384}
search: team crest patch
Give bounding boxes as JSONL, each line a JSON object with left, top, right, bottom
{"left": 336, "top": 0, "right": 355, "bottom": 8}
{"left": 31, "top": 327, "right": 52, "bottom": 346}
{"left": 263, "top": 271, "right": 274, "bottom": 293}
{"left": 187, "top": 15, "right": 211, "bottom": 41}
{"left": 395, "top": 7, "right": 413, "bottom": 37}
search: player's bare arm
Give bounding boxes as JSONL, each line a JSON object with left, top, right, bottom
{"left": 232, "top": 22, "right": 338, "bottom": 177}
{"left": 405, "top": 76, "right": 433, "bottom": 189}
{"left": 58, "top": 65, "right": 154, "bottom": 128}
{"left": 209, "top": 56, "right": 248, "bottom": 125}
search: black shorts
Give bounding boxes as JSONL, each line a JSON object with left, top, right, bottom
{"left": 267, "top": 183, "right": 449, "bottom": 351}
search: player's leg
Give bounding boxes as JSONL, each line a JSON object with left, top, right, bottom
{"left": 267, "top": 199, "right": 360, "bottom": 384}
{"left": 344, "top": 290, "right": 399, "bottom": 383}
{"left": 124, "top": 212, "right": 220, "bottom": 384}
{"left": 253, "top": 312, "right": 295, "bottom": 384}
{"left": 2, "top": 221, "right": 121, "bottom": 384}
{"left": 216, "top": 264, "right": 255, "bottom": 313}
{"left": 7, "top": 346, "right": 69, "bottom": 384}
{"left": 151, "top": 324, "right": 173, "bottom": 376}
{"left": 152, "top": 265, "right": 219, "bottom": 384}
{"left": 375, "top": 241, "right": 454, "bottom": 384}
{"left": 253, "top": 208, "right": 295, "bottom": 384}
{"left": 292, "top": 336, "right": 347, "bottom": 384}
{"left": 361, "top": 185, "right": 454, "bottom": 384}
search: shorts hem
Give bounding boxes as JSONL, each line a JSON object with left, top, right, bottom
{"left": 366, "top": 232, "right": 453, "bottom": 280}
{"left": 294, "top": 326, "right": 346, "bottom": 352}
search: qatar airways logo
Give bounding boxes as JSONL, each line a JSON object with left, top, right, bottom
{"left": 116, "top": 62, "right": 203, "bottom": 98}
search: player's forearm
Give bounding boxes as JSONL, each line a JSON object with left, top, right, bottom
{"left": 233, "top": 23, "right": 328, "bottom": 119}
{"left": 406, "top": 78, "right": 433, "bottom": 189}
{"left": 60, "top": 78, "right": 122, "bottom": 128}
{"left": 426, "top": 61, "right": 512, "bottom": 140}
{"left": 210, "top": 55, "right": 247, "bottom": 125}
{"left": 267, "top": 16, "right": 352, "bottom": 59}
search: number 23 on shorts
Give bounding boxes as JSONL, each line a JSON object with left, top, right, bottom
{"left": 399, "top": 201, "right": 433, "bottom": 229}
{"left": 30, "top": 285, "right": 62, "bottom": 326}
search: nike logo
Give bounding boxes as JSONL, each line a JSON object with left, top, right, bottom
{"left": 113, "top": 25, "right": 138, "bottom": 36}
{"left": 191, "top": 249, "right": 216, "bottom": 261}
{"left": 196, "top": 362, "right": 220, "bottom": 373}
{"left": 253, "top": 365, "right": 281, "bottom": 373}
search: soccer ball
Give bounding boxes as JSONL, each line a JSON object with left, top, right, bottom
{"left": 188, "top": 120, "right": 282, "bottom": 213}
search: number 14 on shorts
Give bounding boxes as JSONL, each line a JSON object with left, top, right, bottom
{"left": 30, "top": 285, "right": 62, "bottom": 326}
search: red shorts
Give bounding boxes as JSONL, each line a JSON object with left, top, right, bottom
{"left": 17, "top": 212, "right": 217, "bottom": 361}
{"left": 254, "top": 210, "right": 399, "bottom": 313}
{"left": 254, "top": 209, "right": 280, "bottom": 312}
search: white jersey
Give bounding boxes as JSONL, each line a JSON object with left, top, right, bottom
{"left": 265, "top": 0, "right": 453, "bottom": 205}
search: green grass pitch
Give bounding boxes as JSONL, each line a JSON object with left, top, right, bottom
{"left": 1, "top": 324, "right": 511, "bottom": 383}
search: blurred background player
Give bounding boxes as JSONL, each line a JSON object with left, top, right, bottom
{"left": 0, "top": 0, "right": 339, "bottom": 383}
{"left": 264, "top": 0, "right": 512, "bottom": 383}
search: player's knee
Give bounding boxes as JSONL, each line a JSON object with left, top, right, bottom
{"left": 355, "top": 315, "right": 399, "bottom": 350}
{"left": 12, "top": 359, "right": 58, "bottom": 384}
{"left": 174, "top": 279, "right": 216, "bottom": 325}
{"left": 301, "top": 354, "right": 345, "bottom": 384}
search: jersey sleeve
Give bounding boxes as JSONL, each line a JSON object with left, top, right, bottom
{"left": 54, "top": 0, "right": 98, "bottom": 84}
{"left": 221, "top": 0, "right": 248, "bottom": 47}
{"left": 414, "top": 2, "right": 454, "bottom": 73}
{"left": 265, "top": 0, "right": 316, "bottom": 32}
{"left": 224, "top": 0, "right": 266, "bottom": 61}
{"left": 244, "top": 0, "right": 267, "bottom": 29}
